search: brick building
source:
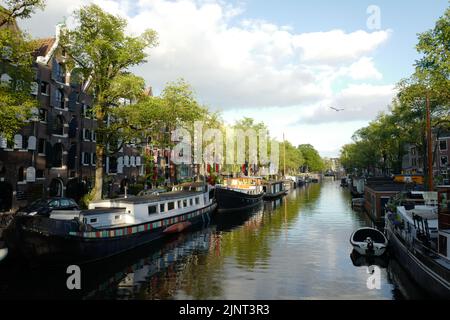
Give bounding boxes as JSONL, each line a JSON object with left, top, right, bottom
{"left": 0, "top": 25, "right": 144, "bottom": 211}
{"left": 402, "top": 131, "right": 450, "bottom": 185}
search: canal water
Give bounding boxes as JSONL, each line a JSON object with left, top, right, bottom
{"left": 0, "top": 179, "right": 429, "bottom": 299}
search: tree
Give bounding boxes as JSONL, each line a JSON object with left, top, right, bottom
{"left": 60, "top": 4, "right": 158, "bottom": 200}
{"left": 0, "top": 0, "right": 45, "bottom": 28}
{"left": 298, "top": 144, "right": 324, "bottom": 172}
{"left": 0, "top": 1, "right": 44, "bottom": 140}
{"left": 279, "top": 140, "right": 304, "bottom": 175}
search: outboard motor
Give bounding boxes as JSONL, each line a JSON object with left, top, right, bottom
{"left": 365, "top": 237, "right": 374, "bottom": 253}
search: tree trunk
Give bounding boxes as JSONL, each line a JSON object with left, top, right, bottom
{"left": 92, "top": 101, "right": 106, "bottom": 201}
{"left": 93, "top": 144, "right": 104, "bottom": 200}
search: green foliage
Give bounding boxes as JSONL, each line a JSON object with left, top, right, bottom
{"left": 279, "top": 140, "right": 304, "bottom": 174}
{"left": 298, "top": 144, "right": 324, "bottom": 172}
{"left": 341, "top": 5, "right": 450, "bottom": 177}
{"left": 61, "top": 4, "right": 158, "bottom": 199}
{"left": 0, "top": 0, "right": 45, "bottom": 28}
{"left": 128, "top": 184, "right": 144, "bottom": 196}
{"left": 0, "top": 3, "right": 41, "bottom": 139}
{"left": 79, "top": 192, "right": 94, "bottom": 210}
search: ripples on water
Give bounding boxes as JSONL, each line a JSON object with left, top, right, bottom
{"left": 0, "top": 179, "right": 429, "bottom": 300}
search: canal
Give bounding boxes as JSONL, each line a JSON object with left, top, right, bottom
{"left": 0, "top": 179, "right": 429, "bottom": 299}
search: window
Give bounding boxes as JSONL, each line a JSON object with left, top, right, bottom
{"left": 60, "top": 199, "right": 70, "bottom": 207}
{"left": 69, "top": 199, "right": 78, "bottom": 207}
{"left": 115, "top": 215, "right": 121, "bottom": 220}
{"left": 148, "top": 205, "right": 157, "bottom": 215}
{"left": 183, "top": 199, "right": 188, "bottom": 207}
{"left": 195, "top": 197, "right": 200, "bottom": 205}
{"left": 56, "top": 89, "right": 65, "bottom": 109}
{"left": 92, "top": 130, "right": 96, "bottom": 142}
{"left": 18, "top": 167, "right": 25, "bottom": 182}
{"left": 39, "top": 109, "right": 47, "bottom": 122}
{"left": 159, "top": 203, "right": 165, "bottom": 213}
{"left": 82, "top": 105, "right": 93, "bottom": 118}
{"left": 189, "top": 198, "right": 193, "bottom": 206}
{"left": 82, "top": 152, "right": 91, "bottom": 166}
{"left": 441, "top": 156, "right": 448, "bottom": 167}
{"left": 48, "top": 200, "right": 59, "bottom": 208}
{"left": 38, "top": 139, "right": 46, "bottom": 154}
{"left": 40, "top": 81, "right": 49, "bottom": 95}
{"left": 91, "top": 153, "right": 96, "bottom": 166}
{"left": 53, "top": 115, "right": 64, "bottom": 135}
{"left": 168, "top": 202, "right": 175, "bottom": 211}
{"left": 52, "top": 143, "right": 63, "bottom": 167}
{"left": 439, "top": 235, "right": 448, "bottom": 257}
{"left": 36, "top": 169, "right": 44, "bottom": 179}
{"left": 440, "top": 140, "right": 448, "bottom": 152}
{"left": 31, "top": 82, "right": 38, "bottom": 95}
{"left": 83, "top": 129, "right": 91, "bottom": 141}
{"left": 90, "top": 218, "right": 98, "bottom": 224}
{"left": 178, "top": 200, "right": 182, "bottom": 209}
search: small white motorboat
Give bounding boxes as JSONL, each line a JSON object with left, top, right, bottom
{"left": 350, "top": 228, "right": 388, "bottom": 257}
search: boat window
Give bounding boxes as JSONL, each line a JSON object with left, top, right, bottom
{"left": 183, "top": 199, "right": 188, "bottom": 207}
{"left": 148, "top": 205, "right": 157, "bottom": 215}
{"left": 160, "top": 203, "right": 165, "bottom": 213}
{"left": 90, "top": 218, "right": 97, "bottom": 223}
{"left": 48, "top": 200, "right": 59, "bottom": 208}
{"left": 178, "top": 200, "right": 182, "bottom": 208}
{"left": 195, "top": 197, "right": 200, "bottom": 205}
{"left": 115, "top": 215, "right": 121, "bottom": 220}
{"left": 190, "top": 198, "right": 193, "bottom": 206}
{"left": 168, "top": 202, "right": 175, "bottom": 211}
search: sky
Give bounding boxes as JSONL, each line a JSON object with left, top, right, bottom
{"left": 13, "top": 0, "right": 450, "bottom": 157}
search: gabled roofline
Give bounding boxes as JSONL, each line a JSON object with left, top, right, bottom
{"left": 36, "top": 24, "right": 63, "bottom": 65}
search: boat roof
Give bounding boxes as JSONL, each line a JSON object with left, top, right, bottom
{"left": 81, "top": 208, "right": 127, "bottom": 216}
{"left": 176, "top": 182, "right": 208, "bottom": 188}
{"left": 397, "top": 205, "right": 439, "bottom": 229}
{"left": 91, "top": 191, "right": 203, "bottom": 205}
{"left": 263, "top": 180, "right": 284, "bottom": 185}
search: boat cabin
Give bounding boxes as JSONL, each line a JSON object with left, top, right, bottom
{"left": 220, "top": 177, "right": 264, "bottom": 195}
{"left": 438, "top": 186, "right": 450, "bottom": 259}
{"left": 83, "top": 184, "right": 215, "bottom": 229}
{"left": 262, "top": 180, "right": 285, "bottom": 194}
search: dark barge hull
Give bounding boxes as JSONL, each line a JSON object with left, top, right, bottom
{"left": 263, "top": 191, "right": 288, "bottom": 200}
{"left": 216, "top": 188, "right": 263, "bottom": 213}
{"left": 385, "top": 227, "right": 450, "bottom": 299}
{"left": 4, "top": 203, "right": 216, "bottom": 266}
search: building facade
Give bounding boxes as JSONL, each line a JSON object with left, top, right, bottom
{"left": 0, "top": 26, "right": 144, "bottom": 212}
{"left": 401, "top": 131, "right": 450, "bottom": 185}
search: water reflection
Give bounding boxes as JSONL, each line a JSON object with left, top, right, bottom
{"left": 0, "top": 180, "right": 429, "bottom": 300}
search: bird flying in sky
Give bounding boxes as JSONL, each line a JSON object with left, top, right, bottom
{"left": 329, "top": 107, "right": 345, "bottom": 112}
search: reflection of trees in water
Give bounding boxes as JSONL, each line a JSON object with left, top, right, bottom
{"left": 173, "top": 184, "right": 324, "bottom": 299}
{"left": 88, "top": 184, "right": 324, "bottom": 300}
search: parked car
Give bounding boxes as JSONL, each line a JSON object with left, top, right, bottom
{"left": 17, "top": 197, "right": 79, "bottom": 217}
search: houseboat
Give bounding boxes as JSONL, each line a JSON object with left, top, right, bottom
{"left": 263, "top": 180, "right": 288, "bottom": 200}
{"left": 215, "top": 177, "right": 264, "bottom": 212}
{"left": 3, "top": 183, "right": 216, "bottom": 265}
{"left": 385, "top": 187, "right": 450, "bottom": 298}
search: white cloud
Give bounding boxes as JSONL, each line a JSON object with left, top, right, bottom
{"left": 292, "top": 29, "right": 391, "bottom": 64}
{"left": 18, "top": 0, "right": 392, "bottom": 111}
{"left": 294, "top": 84, "right": 396, "bottom": 124}
{"left": 16, "top": 0, "right": 396, "bottom": 155}
{"left": 346, "top": 57, "right": 383, "bottom": 80}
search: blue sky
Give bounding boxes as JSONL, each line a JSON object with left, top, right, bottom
{"left": 237, "top": 0, "right": 448, "bottom": 84}
{"left": 18, "top": 0, "right": 450, "bottom": 157}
